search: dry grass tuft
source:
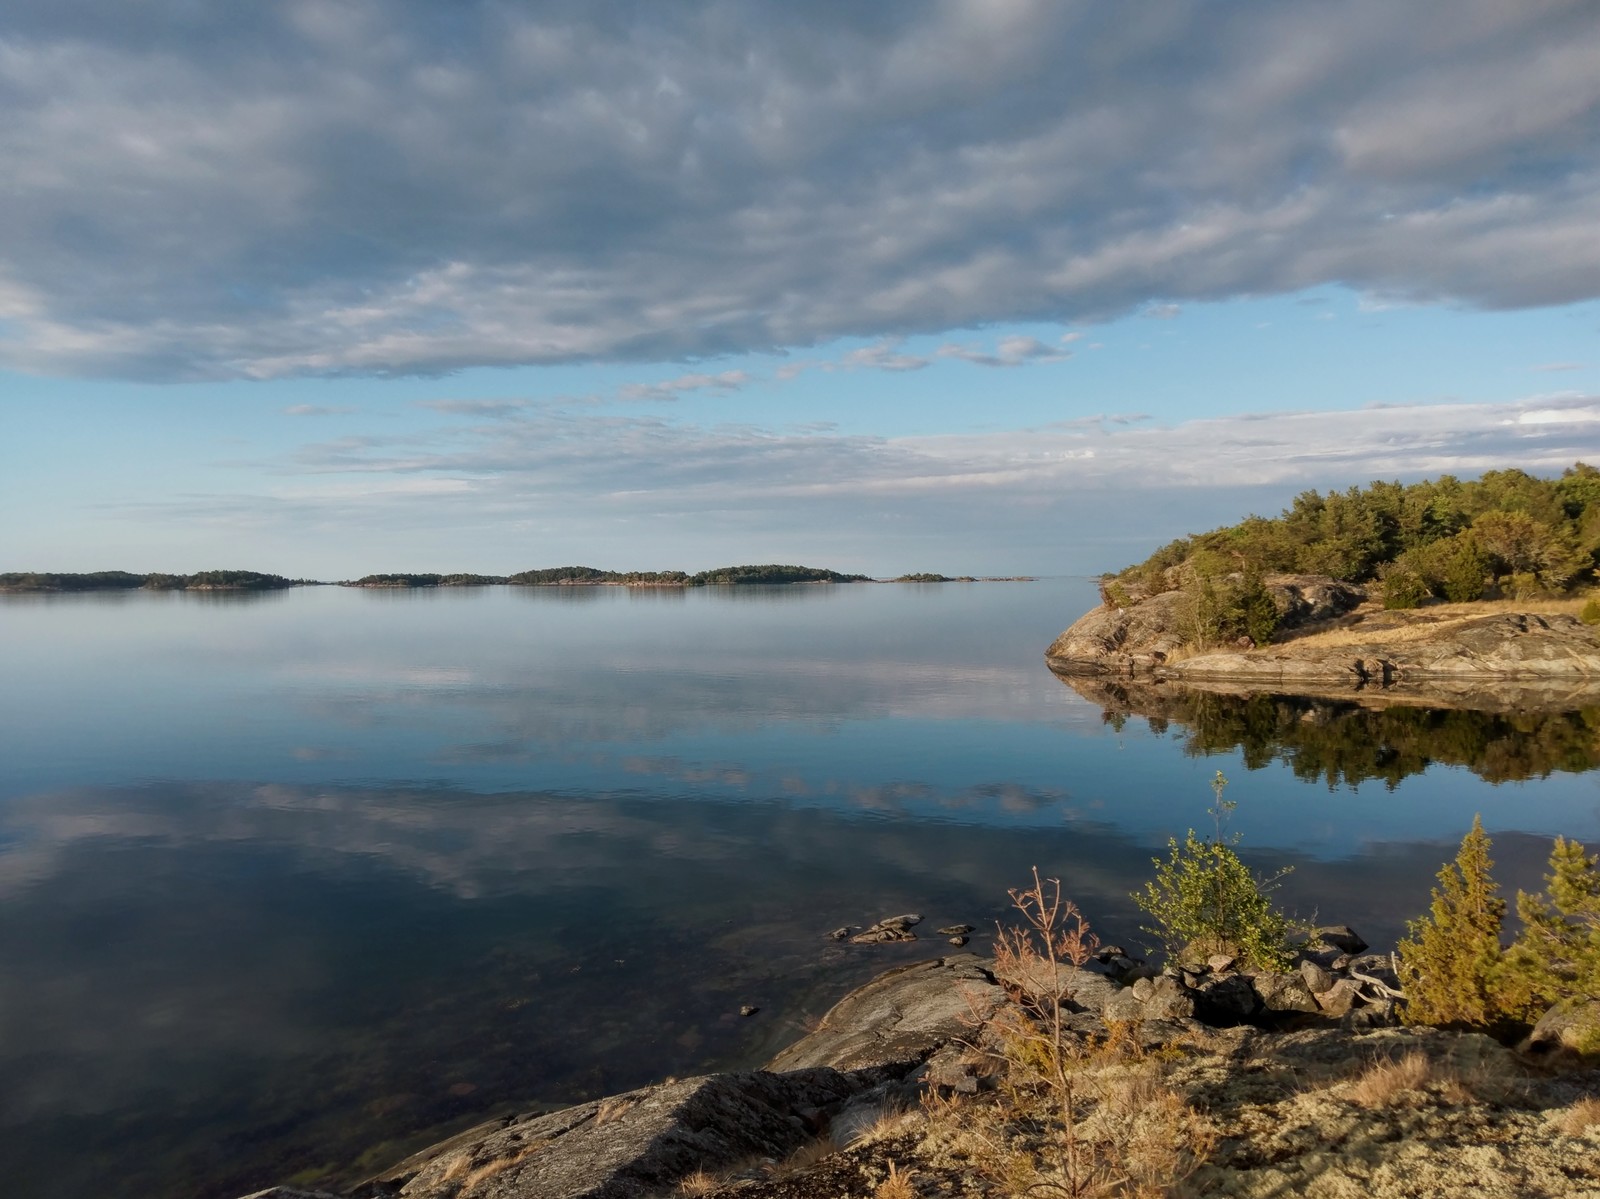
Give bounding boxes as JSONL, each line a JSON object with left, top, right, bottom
{"left": 457, "top": 1144, "right": 541, "bottom": 1193}
{"left": 1557, "top": 1096, "right": 1600, "bottom": 1137}
{"left": 873, "top": 1159, "right": 917, "bottom": 1199}
{"left": 594, "top": 1096, "right": 639, "bottom": 1124}
{"left": 677, "top": 1166, "right": 723, "bottom": 1197}
{"left": 1283, "top": 598, "right": 1587, "bottom": 651}
{"left": 767, "top": 1135, "right": 838, "bottom": 1178}
{"left": 1348, "top": 1051, "right": 1436, "bottom": 1107}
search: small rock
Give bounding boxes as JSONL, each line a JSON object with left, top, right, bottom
{"left": 1102, "top": 954, "right": 1156, "bottom": 986}
{"left": 1521, "top": 997, "right": 1600, "bottom": 1058}
{"left": 1131, "top": 977, "right": 1155, "bottom": 1002}
{"left": 740, "top": 1005, "right": 759, "bottom": 1018}
{"left": 1190, "top": 973, "right": 1259, "bottom": 1023}
{"left": 1096, "top": 945, "right": 1129, "bottom": 962}
{"left": 827, "top": 927, "right": 858, "bottom": 941}
{"left": 937, "top": 924, "right": 974, "bottom": 936}
{"left": 1103, "top": 988, "right": 1145, "bottom": 1024}
{"left": 1315, "top": 977, "right": 1362, "bottom": 1018}
{"left": 1143, "top": 974, "right": 1196, "bottom": 1020}
{"left": 1253, "top": 971, "right": 1320, "bottom": 1015}
{"left": 1310, "top": 925, "right": 1368, "bottom": 955}
{"left": 1300, "top": 959, "right": 1335, "bottom": 994}
{"left": 1347, "top": 953, "right": 1398, "bottom": 988}
{"left": 1207, "top": 953, "right": 1236, "bottom": 974}
{"left": 947, "top": 935, "right": 969, "bottom": 947}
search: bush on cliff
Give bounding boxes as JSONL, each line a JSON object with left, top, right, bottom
{"left": 1133, "top": 772, "right": 1293, "bottom": 970}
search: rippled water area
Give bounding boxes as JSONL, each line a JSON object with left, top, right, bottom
{"left": 3, "top": 579, "right": 1598, "bottom": 1198}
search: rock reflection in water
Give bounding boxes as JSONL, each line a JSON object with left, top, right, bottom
{"left": 1057, "top": 673, "right": 1600, "bottom": 788}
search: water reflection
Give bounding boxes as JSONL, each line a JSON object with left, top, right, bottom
{"left": 1058, "top": 673, "right": 1600, "bottom": 787}
{"left": 0, "top": 778, "right": 1566, "bottom": 1199}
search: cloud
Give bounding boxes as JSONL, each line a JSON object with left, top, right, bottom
{"left": 176, "top": 391, "right": 1600, "bottom": 551}
{"left": 1532, "top": 362, "right": 1586, "bottom": 373}
{"left": 417, "top": 399, "right": 532, "bottom": 417}
{"left": 838, "top": 341, "right": 930, "bottom": 372}
{"left": 283, "top": 404, "right": 356, "bottom": 416}
{"left": 616, "top": 369, "right": 752, "bottom": 402}
{"left": 938, "top": 333, "right": 1074, "bottom": 367}
{"left": 1142, "top": 304, "right": 1183, "bottom": 320}
{"left": 0, "top": 2, "right": 1595, "bottom": 379}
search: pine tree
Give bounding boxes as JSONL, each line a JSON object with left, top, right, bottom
{"left": 1396, "top": 815, "right": 1508, "bottom": 1029}
{"left": 1494, "top": 837, "right": 1600, "bottom": 1023}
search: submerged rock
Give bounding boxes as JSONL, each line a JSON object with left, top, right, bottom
{"left": 847, "top": 914, "right": 922, "bottom": 944}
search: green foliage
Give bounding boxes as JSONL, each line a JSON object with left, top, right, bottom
{"left": 1178, "top": 569, "right": 1279, "bottom": 648}
{"left": 1494, "top": 837, "right": 1600, "bottom": 1025}
{"left": 350, "top": 573, "right": 445, "bottom": 587}
{"left": 1581, "top": 598, "right": 1600, "bottom": 626}
{"left": 1398, "top": 822, "right": 1600, "bottom": 1037}
{"left": 690, "top": 563, "right": 872, "bottom": 584}
{"left": 894, "top": 572, "right": 952, "bottom": 582}
{"left": 1133, "top": 772, "right": 1293, "bottom": 970}
{"left": 507, "top": 565, "right": 620, "bottom": 584}
{"left": 0, "top": 570, "right": 295, "bottom": 593}
{"left": 1237, "top": 568, "right": 1280, "bottom": 645}
{"left": 1114, "top": 464, "right": 1600, "bottom": 596}
{"left": 1425, "top": 533, "right": 1490, "bottom": 602}
{"left": 1380, "top": 562, "right": 1431, "bottom": 610}
{"left": 1396, "top": 816, "right": 1512, "bottom": 1031}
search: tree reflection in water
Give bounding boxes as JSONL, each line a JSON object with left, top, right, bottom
{"left": 1058, "top": 675, "right": 1600, "bottom": 788}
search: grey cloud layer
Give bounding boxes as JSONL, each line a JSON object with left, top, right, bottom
{"left": 2, "top": 0, "right": 1597, "bottom": 379}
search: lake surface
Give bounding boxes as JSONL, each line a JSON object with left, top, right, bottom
{"left": 3, "top": 579, "right": 1599, "bottom": 1198}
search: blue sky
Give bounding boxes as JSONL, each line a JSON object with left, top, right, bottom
{"left": 2, "top": 1, "right": 1599, "bottom": 577}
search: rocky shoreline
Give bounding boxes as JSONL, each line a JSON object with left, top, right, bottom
{"left": 238, "top": 923, "right": 1600, "bottom": 1199}
{"left": 1045, "top": 575, "right": 1600, "bottom": 708}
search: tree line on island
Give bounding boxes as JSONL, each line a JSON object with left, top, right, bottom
{"left": 1103, "top": 464, "right": 1600, "bottom": 648}
{"left": 0, "top": 564, "right": 1014, "bottom": 592}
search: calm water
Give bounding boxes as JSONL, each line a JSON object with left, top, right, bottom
{"left": 3, "top": 579, "right": 1599, "bottom": 1198}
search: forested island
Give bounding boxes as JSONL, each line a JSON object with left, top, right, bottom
{"left": 1049, "top": 465, "right": 1600, "bottom": 695}
{"left": 0, "top": 570, "right": 300, "bottom": 593}
{"left": 1109, "top": 464, "right": 1600, "bottom": 634}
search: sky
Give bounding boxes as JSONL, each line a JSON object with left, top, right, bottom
{"left": 2, "top": 0, "right": 1599, "bottom": 578}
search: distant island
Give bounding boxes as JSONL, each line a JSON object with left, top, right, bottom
{"left": 0, "top": 564, "right": 1037, "bottom": 593}
{"left": 0, "top": 570, "right": 301, "bottom": 593}
{"left": 341, "top": 565, "right": 1034, "bottom": 587}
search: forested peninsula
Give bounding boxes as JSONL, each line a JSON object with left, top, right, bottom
{"left": 1048, "top": 465, "right": 1600, "bottom": 694}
